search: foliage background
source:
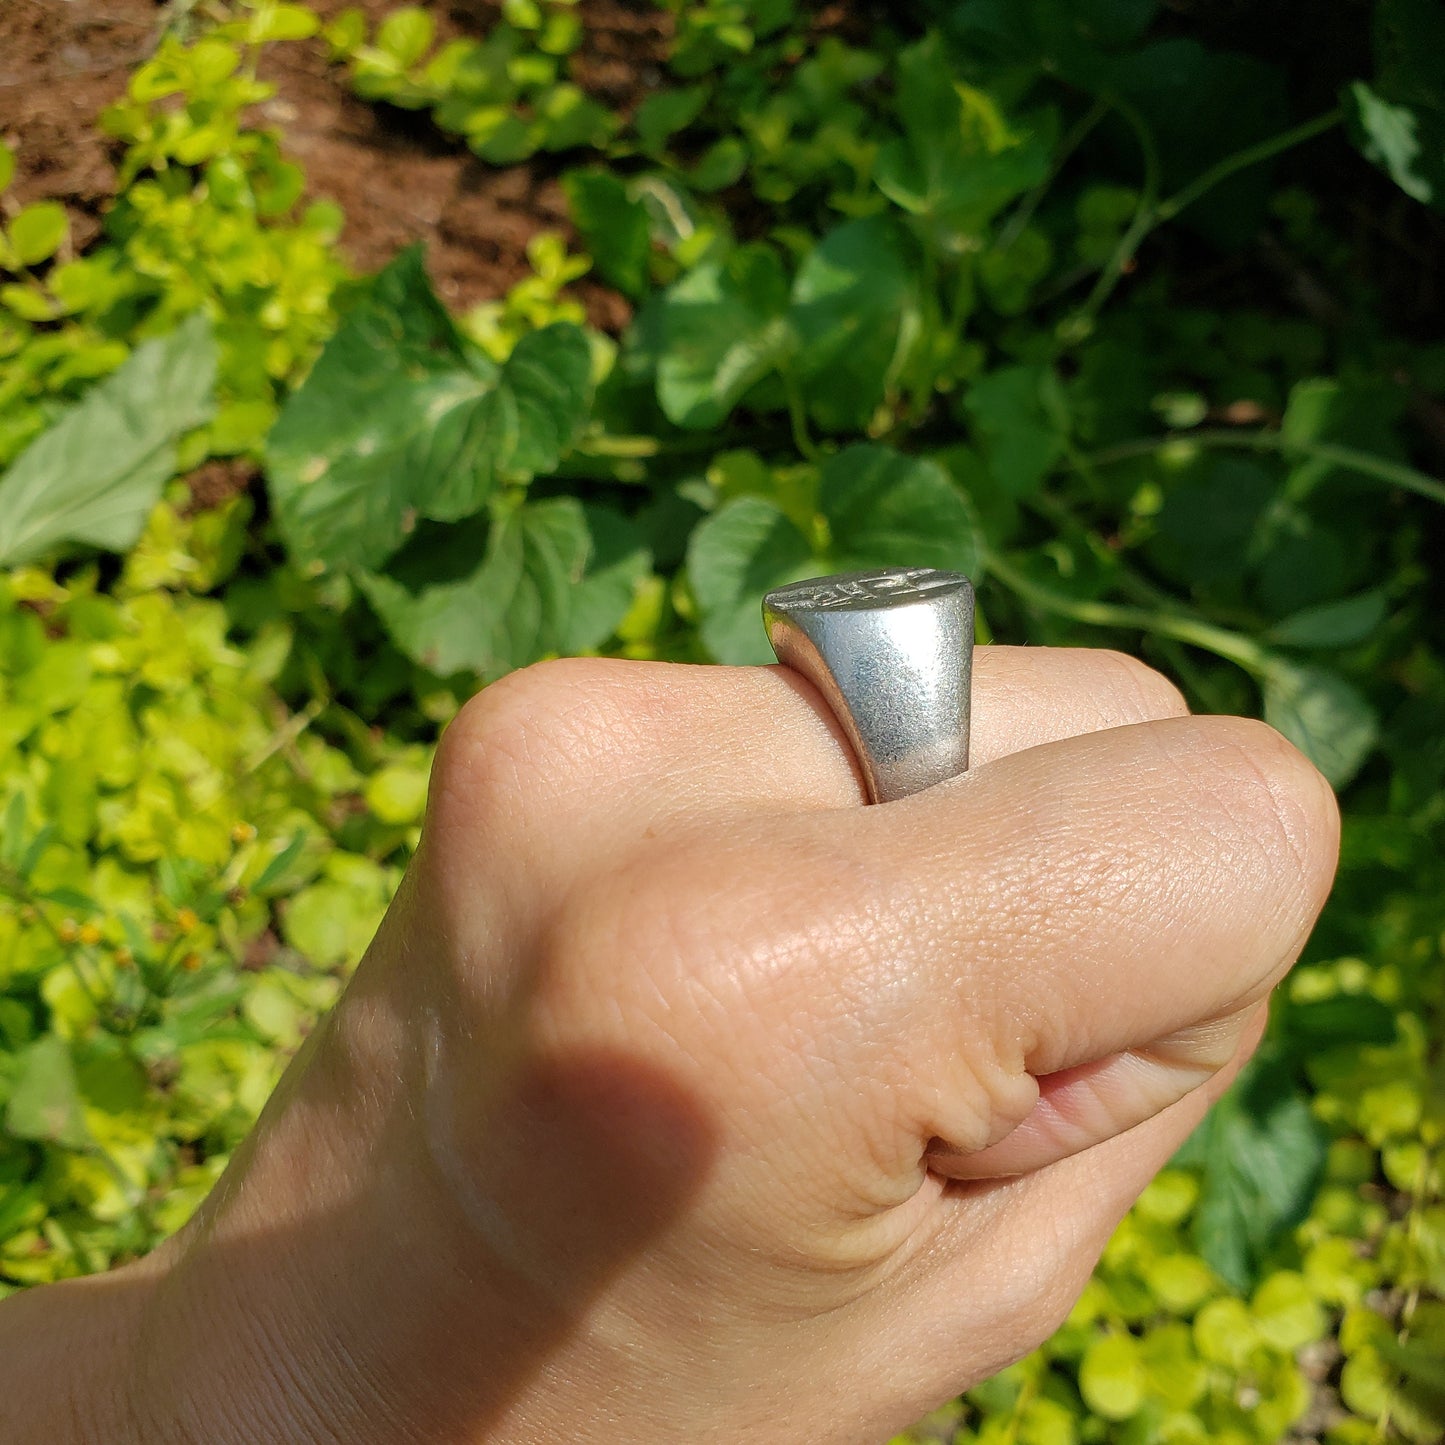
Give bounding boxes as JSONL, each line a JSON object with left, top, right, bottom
{"left": 1, "top": 0, "right": 1443, "bottom": 1440}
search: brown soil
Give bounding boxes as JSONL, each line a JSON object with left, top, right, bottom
{"left": 0, "top": 0, "right": 161, "bottom": 253}
{"left": 0, "top": 0, "right": 670, "bottom": 323}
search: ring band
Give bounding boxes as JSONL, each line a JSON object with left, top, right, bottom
{"left": 763, "top": 568, "right": 975, "bottom": 804}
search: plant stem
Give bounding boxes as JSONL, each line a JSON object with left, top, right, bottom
{"left": 996, "top": 95, "right": 1110, "bottom": 251}
{"left": 1075, "top": 106, "right": 1342, "bottom": 324}
{"left": 1156, "top": 107, "right": 1343, "bottom": 223}
{"left": 781, "top": 367, "right": 820, "bottom": 462}
{"left": 1074, "top": 92, "right": 1161, "bottom": 323}
{"left": 985, "top": 550, "right": 1270, "bottom": 674}
{"left": 1088, "top": 427, "right": 1445, "bottom": 507}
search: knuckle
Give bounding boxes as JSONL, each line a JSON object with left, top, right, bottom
{"left": 430, "top": 658, "right": 640, "bottom": 825}
{"left": 1092, "top": 648, "right": 1190, "bottom": 723}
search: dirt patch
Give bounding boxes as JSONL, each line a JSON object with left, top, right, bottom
{"left": 0, "top": 0, "right": 672, "bottom": 325}
{"left": 0, "top": 0, "right": 161, "bottom": 250}
{"left": 261, "top": 0, "right": 669, "bottom": 323}
{"left": 0, "top": 0, "right": 877, "bottom": 327}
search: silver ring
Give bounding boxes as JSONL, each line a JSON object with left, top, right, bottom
{"left": 763, "top": 568, "right": 975, "bottom": 804}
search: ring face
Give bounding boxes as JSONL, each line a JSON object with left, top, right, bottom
{"left": 770, "top": 568, "right": 963, "bottom": 612}
{"left": 763, "top": 567, "right": 975, "bottom": 804}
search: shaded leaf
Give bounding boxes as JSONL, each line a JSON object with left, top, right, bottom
{"left": 941, "top": 0, "right": 1157, "bottom": 85}
{"left": 1175, "top": 1046, "right": 1328, "bottom": 1292}
{"left": 656, "top": 245, "right": 792, "bottom": 429}
{"left": 791, "top": 217, "right": 922, "bottom": 432}
{"left": 359, "top": 498, "right": 601, "bottom": 678}
{"left": 1283, "top": 995, "right": 1398, "bottom": 1049}
{"left": 1264, "top": 661, "right": 1379, "bottom": 788}
{"left": 820, "top": 445, "right": 982, "bottom": 577}
{"left": 565, "top": 505, "right": 653, "bottom": 653}
{"left": 1105, "top": 39, "right": 1287, "bottom": 244}
{"left": 963, "top": 365, "right": 1066, "bottom": 499}
{"left": 686, "top": 496, "right": 813, "bottom": 664}
{"left": 563, "top": 170, "right": 652, "bottom": 298}
{"left": 876, "top": 35, "right": 1055, "bottom": 244}
{"left": 1267, "top": 591, "right": 1388, "bottom": 649}
{"left": 268, "top": 247, "right": 592, "bottom": 571}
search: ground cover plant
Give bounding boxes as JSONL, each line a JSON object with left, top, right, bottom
{"left": 1, "top": 0, "right": 1443, "bottom": 1439}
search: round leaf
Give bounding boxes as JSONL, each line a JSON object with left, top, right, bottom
{"left": 1079, "top": 1333, "right": 1145, "bottom": 1421}
{"left": 8, "top": 202, "right": 69, "bottom": 267}
{"left": 820, "top": 445, "right": 983, "bottom": 578}
{"left": 686, "top": 496, "right": 813, "bottom": 664}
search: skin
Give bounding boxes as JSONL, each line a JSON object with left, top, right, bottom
{"left": 0, "top": 647, "right": 1340, "bottom": 1445}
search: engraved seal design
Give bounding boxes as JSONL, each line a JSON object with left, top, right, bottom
{"left": 768, "top": 567, "right": 964, "bottom": 612}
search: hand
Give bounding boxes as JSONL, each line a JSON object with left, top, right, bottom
{"left": 31, "top": 649, "right": 1339, "bottom": 1443}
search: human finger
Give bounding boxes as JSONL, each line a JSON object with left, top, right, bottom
{"left": 878, "top": 1014, "right": 1267, "bottom": 1419}
{"left": 752, "top": 714, "right": 1336, "bottom": 1186}
{"left": 421, "top": 647, "right": 1188, "bottom": 904}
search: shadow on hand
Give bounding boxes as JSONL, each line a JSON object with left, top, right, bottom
{"left": 2, "top": 1032, "right": 719, "bottom": 1444}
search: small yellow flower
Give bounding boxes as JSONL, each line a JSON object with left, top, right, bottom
{"left": 58, "top": 918, "right": 81, "bottom": 943}
{"left": 175, "top": 907, "right": 199, "bottom": 934}
{"left": 115, "top": 947, "right": 135, "bottom": 969}
{"left": 231, "top": 821, "right": 257, "bottom": 845}
{"left": 180, "top": 951, "right": 202, "bottom": 972}
{"left": 78, "top": 922, "right": 103, "bottom": 946}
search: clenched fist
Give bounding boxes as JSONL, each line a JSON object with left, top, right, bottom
{"left": 3, "top": 649, "right": 1338, "bottom": 1444}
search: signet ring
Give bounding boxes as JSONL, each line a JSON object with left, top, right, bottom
{"left": 762, "top": 568, "right": 975, "bottom": 804}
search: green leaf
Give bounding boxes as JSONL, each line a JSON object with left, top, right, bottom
{"left": 944, "top": 0, "right": 1158, "bottom": 82}
{"left": 0, "top": 313, "right": 216, "bottom": 567}
{"left": 1105, "top": 39, "right": 1288, "bottom": 244}
{"left": 502, "top": 325, "right": 596, "bottom": 477}
{"left": 267, "top": 249, "right": 592, "bottom": 571}
{"left": 536, "top": 85, "right": 616, "bottom": 153}
{"left": 565, "top": 506, "right": 653, "bottom": 653}
{"left": 1348, "top": 82, "right": 1439, "bottom": 206}
{"left": 7, "top": 202, "right": 69, "bottom": 267}
{"left": 634, "top": 86, "right": 710, "bottom": 155}
{"left": 1174, "top": 1047, "right": 1328, "bottom": 1292}
{"left": 1263, "top": 661, "right": 1379, "bottom": 789}
{"left": 1145, "top": 457, "right": 1277, "bottom": 590}
{"left": 376, "top": 6, "right": 435, "bottom": 66}
{"left": 0, "top": 141, "right": 14, "bottom": 195}
{"left": 1079, "top": 1333, "right": 1146, "bottom": 1421}
{"left": 656, "top": 245, "right": 792, "bottom": 429}
{"left": 1267, "top": 590, "right": 1388, "bottom": 649}
{"left": 359, "top": 498, "right": 597, "bottom": 679}
{"left": 253, "top": 832, "right": 308, "bottom": 893}
{"left": 364, "top": 766, "right": 430, "bottom": 826}
{"left": 820, "top": 445, "right": 982, "bottom": 577}
{"left": 875, "top": 35, "right": 1054, "bottom": 244}
{"left": 1283, "top": 994, "right": 1398, "bottom": 1049}
{"left": 1345, "top": 0, "right": 1445, "bottom": 210}
{"left": 686, "top": 496, "right": 813, "bottom": 664}
{"left": 690, "top": 136, "right": 748, "bottom": 192}
{"left": 247, "top": 2, "right": 321, "bottom": 43}
{"left": 4, "top": 1035, "right": 90, "bottom": 1151}
{"left": 563, "top": 171, "right": 652, "bottom": 298}
{"left": 790, "top": 217, "right": 922, "bottom": 433}
{"left": 963, "top": 365, "right": 1066, "bottom": 499}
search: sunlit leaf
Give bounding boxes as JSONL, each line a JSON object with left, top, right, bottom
{"left": 0, "top": 314, "right": 216, "bottom": 567}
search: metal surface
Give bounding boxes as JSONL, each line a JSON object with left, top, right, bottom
{"left": 763, "top": 568, "right": 975, "bottom": 803}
